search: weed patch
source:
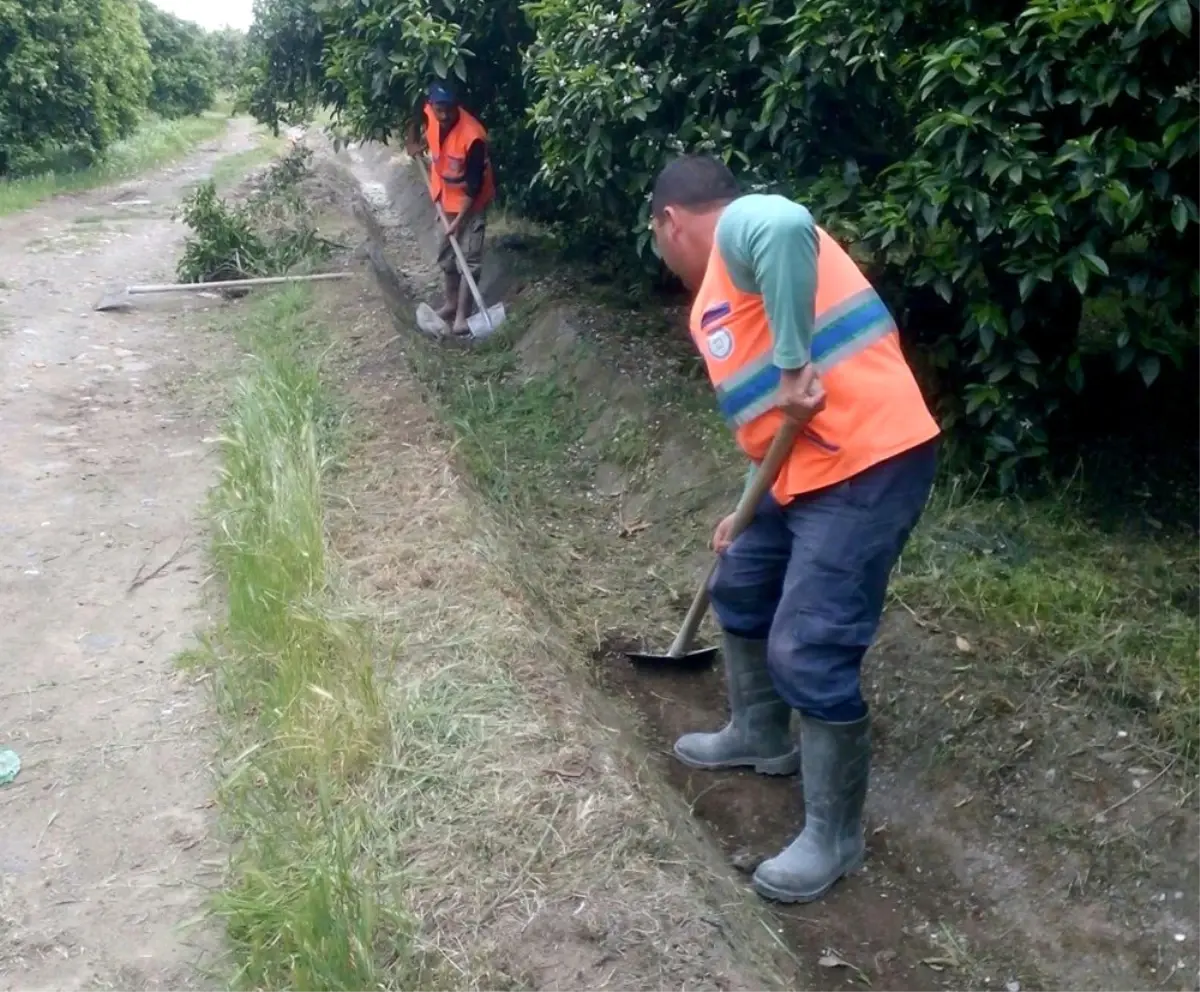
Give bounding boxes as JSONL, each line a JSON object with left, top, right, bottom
{"left": 894, "top": 480, "right": 1199, "bottom": 762}
{"left": 197, "top": 288, "right": 426, "bottom": 989}
{"left": 177, "top": 145, "right": 335, "bottom": 282}
{"left": 0, "top": 113, "right": 229, "bottom": 216}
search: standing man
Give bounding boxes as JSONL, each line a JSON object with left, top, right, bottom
{"left": 649, "top": 156, "right": 940, "bottom": 905}
{"left": 404, "top": 81, "right": 495, "bottom": 334}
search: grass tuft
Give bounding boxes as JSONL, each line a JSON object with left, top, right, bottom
{"left": 0, "top": 112, "right": 229, "bottom": 216}
{"left": 895, "top": 475, "right": 1199, "bottom": 761}
{"left": 200, "top": 288, "right": 421, "bottom": 990}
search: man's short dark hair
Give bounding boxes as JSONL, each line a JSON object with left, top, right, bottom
{"left": 651, "top": 155, "right": 741, "bottom": 218}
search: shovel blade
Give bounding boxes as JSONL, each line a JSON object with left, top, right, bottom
{"left": 94, "top": 289, "right": 132, "bottom": 312}
{"left": 467, "top": 302, "right": 506, "bottom": 339}
{"left": 625, "top": 646, "right": 719, "bottom": 672}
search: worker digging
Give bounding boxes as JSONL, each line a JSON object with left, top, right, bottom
{"left": 648, "top": 155, "right": 942, "bottom": 905}
{"left": 405, "top": 80, "right": 496, "bottom": 336}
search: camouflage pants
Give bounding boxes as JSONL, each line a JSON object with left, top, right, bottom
{"left": 436, "top": 211, "right": 486, "bottom": 284}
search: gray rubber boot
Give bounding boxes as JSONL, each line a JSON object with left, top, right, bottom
{"left": 673, "top": 634, "right": 800, "bottom": 775}
{"left": 752, "top": 713, "right": 870, "bottom": 903}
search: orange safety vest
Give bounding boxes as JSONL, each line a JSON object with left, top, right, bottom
{"left": 423, "top": 104, "right": 495, "bottom": 215}
{"left": 690, "top": 224, "right": 940, "bottom": 504}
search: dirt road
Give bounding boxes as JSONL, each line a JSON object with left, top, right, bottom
{"left": 0, "top": 120, "right": 255, "bottom": 990}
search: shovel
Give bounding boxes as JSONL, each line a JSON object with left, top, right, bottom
{"left": 94, "top": 272, "right": 352, "bottom": 312}
{"left": 626, "top": 420, "right": 800, "bottom": 671}
{"left": 414, "top": 156, "right": 505, "bottom": 339}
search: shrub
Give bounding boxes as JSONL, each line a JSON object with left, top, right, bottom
{"left": 177, "top": 146, "right": 334, "bottom": 282}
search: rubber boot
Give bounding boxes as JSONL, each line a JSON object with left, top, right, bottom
{"left": 437, "top": 272, "right": 460, "bottom": 320}
{"left": 673, "top": 634, "right": 800, "bottom": 775}
{"left": 752, "top": 713, "right": 870, "bottom": 903}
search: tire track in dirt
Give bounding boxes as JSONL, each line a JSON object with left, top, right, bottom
{"left": 0, "top": 120, "right": 256, "bottom": 990}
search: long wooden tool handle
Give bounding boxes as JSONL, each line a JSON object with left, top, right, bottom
{"left": 665, "top": 420, "right": 800, "bottom": 658}
{"left": 126, "top": 273, "right": 351, "bottom": 294}
{"left": 414, "top": 155, "right": 493, "bottom": 331}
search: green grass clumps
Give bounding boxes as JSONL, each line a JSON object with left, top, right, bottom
{"left": 198, "top": 289, "right": 416, "bottom": 989}
{"left": 896, "top": 478, "right": 1199, "bottom": 762}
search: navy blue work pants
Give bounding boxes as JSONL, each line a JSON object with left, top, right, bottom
{"left": 709, "top": 439, "right": 938, "bottom": 722}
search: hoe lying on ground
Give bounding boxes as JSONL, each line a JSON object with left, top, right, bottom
{"left": 94, "top": 272, "right": 352, "bottom": 312}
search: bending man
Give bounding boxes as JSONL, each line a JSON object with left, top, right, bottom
{"left": 405, "top": 81, "right": 495, "bottom": 334}
{"left": 649, "top": 156, "right": 940, "bottom": 904}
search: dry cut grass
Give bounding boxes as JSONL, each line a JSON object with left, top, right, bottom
{"left": 322, "top": 283, "right": 782, "bottom": 990}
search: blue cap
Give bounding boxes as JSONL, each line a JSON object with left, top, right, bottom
{"left": 427, "top": 81, "right": 457, "bottom": 106}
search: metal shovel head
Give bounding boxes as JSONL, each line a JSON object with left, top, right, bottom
{"left": 95, "top": 287, "right": 135, "bottom": 312}
{"left": 466, "top": 302, "right": 506, "bottom": 339}
{"left": 625, "top": 645, "right": 719, "bottom": 672}
{"left": 415, "top": 301, "right": 449, "bottom": 337}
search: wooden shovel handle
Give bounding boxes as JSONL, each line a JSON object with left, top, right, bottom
{"left": 665, "top": 420, "right": 800, "bottom": 658}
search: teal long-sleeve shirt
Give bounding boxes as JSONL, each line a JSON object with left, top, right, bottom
{"left": 715, "top": 193, "right": 819, "bottom": 369}
{"left": 712, "top": 193, "right": 820, "bottom": 497}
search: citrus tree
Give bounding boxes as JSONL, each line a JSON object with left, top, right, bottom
{"left": 523, "top": 0, "right": 1198, "bottom": 483}
{"left": 0, "top": 0, "right": 152, "bottom": 174}
{"left": 239, "top": 0, "right": 1198, "bottom": 482}
{"left": 138, "top": 0, "right": 218, "bottom": 118}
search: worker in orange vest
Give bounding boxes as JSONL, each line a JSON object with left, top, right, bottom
{"left": 404, "top": 81, "right": 496, "bottom": 334}
{"left": 649, "top": 155, "right": 940, "bottom": 905}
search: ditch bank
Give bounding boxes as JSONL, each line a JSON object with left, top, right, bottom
{"left": 337, "top": 138, "right": 1199, "bottom": 992}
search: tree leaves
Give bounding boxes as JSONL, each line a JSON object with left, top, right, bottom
{"left": 1168, "top": 0, "right": 1193, "bottom": 35}
{"left": 139, "top": 0, "right": 219, "bottom": 119}
{"left": 0, "top": 0, "right": 154, "bottom": 174}
{"left": 237, "top": 0, "right": 1198, "bottom": 481}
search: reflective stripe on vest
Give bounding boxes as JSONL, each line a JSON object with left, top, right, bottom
{"left": 690, "top": 225, "right": 940, "bottom": 502}
{"left": 423, "top": 104, "right": 495, "bottom": 215}
{"left": 714, "top": 287, "right": 896, "bottom": 427}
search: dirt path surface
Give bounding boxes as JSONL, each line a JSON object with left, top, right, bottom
{"left": 0, "top": 120, "right": 255, "bottom": 990}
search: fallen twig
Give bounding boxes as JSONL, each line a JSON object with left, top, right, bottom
{"left": 1093, "top": 759, "right": 1176, "bottom": 822}
{"left": 128, "top": 540, "right": 189, "bottom": 594}
{"left": 35, "top": 810, "right": 59, "bottom": 848}
{"left": 478, "top": 794, "right": 565, "bottom": 926}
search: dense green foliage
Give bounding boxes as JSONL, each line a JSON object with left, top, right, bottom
{"left": 242, "top": 0, "right": 1197, "bottom": 481}
{"left": 240, "top": 0, "right": 328, "bottom": 129}
{"left": 177, "top": 145, "right": 334, "bottom": 282}
{"left": 0, "top": 0, "right": 152, "bottom": 173}
{"left": 138, "top": 0, "right": 219, "bottom": 118}
{"left": 210, "top": 27, "right": 248, "bottom": 91}
{"left": 1, "top": 0, "right": 242, "bottom": 178}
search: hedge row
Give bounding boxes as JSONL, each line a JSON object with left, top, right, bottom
{"left": 242, "top": 0, "right": 1198, "bottom": 482}
{"left": 0, "top": 0, "right": 229, "bottom": 175}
